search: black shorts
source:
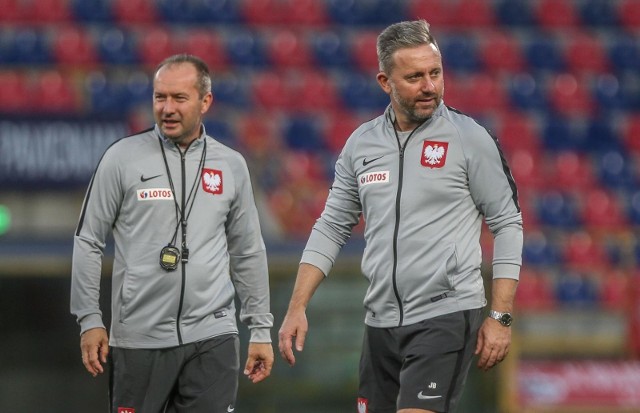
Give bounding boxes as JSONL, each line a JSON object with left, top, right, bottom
{"left": 358, "top": 309, "right": 483, "bottom": 413}
{"left": 109, "top": 334, "right": 239, "bottom": 413}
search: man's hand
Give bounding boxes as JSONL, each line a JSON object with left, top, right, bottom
{"left": 80, "top": 327, "right": 109, "bottom": 377}
{"left": 475, "top": 317, "right": 511, "bottom": 371}
{"left": 244, "top": 342, "right": 274, "bottom": 384}
{"left": 278, "top": 309, "right": 308, "bottom": 367}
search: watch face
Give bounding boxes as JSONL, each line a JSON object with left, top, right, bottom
{"left": 500, "top": 313, "right": 513, "bottom": 326}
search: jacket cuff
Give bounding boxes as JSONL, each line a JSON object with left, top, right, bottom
{"left": 492, "top": 263, "right": 521, "bottom": 280}
{"left": 300, "top": 250, "right": 333, "bottom": 276}
{"left": 79, "top": 313, "right": 106, "bottom": 336}
{"left": 249, "top": 327, "right": 272, "bottom": 343}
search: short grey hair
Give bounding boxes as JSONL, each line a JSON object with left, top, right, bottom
{"left": 377, "top": 19, "right": 439, "bottom": 74}
{"left": 155, "top": 54, "right": 212, "bottom": 99}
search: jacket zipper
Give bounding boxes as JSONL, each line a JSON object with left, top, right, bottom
{"left": 391, "top": 124, "right": 423, "bottom": 327}
{"left": 176, "top": 147, "right": 188, "bottom": 345}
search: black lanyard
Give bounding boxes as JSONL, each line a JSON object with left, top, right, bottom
{"left": 158, "top": 136, "right": 207, "bottom": 263}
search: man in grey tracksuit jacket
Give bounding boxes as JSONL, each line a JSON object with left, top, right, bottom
{"left": 71, "top": 54, "right": 273, "bottom": 412}
{"left": 279, "top": 20, "right": 522, "bottom": 413}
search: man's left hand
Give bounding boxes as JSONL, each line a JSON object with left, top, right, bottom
{"left": 244, "top": 342, "right": 274, "bottom": 383}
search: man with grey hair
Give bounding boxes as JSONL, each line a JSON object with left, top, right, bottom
{"left": 71, "top": 54, "right": 274, "bottom": 412}
{"left": 279, "top": 20, "right": 522, "bottom": 413}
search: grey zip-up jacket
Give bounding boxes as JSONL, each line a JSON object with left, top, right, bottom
{"left": 71, "top": 126, "right": 273, "bottom": 348}
{"left": 302, "top": 103, "right": 523, "bottom": 328}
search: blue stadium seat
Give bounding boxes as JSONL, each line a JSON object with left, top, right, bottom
{"left": 440, "top": 36, "right": 480, "bottom": 73}
{"left": 282, "top": 116, "right": 325, "bottom": 152}
{"left": 338, "top": 73, "right": 388, "bottom": 111}
{"left": 326, "top": 0, "right": 404, "bottom": 25}
{"left": 197, "top": 0, "right": 240, "bottom": 23}
{"left": 156, "top": 0, "right": 198, "bottom": 22}
{"left": 609, "top": 35, "right": 640, "bottom": 72}
{"left": 213, "top": 74, "right": 250, "bottom": 108}
{"left": 584, "top": 118, "right": 622, "bottom": 153}
{"left": 522, "top": 231, "right": 560, "bottom": 267}
{"left": 97, "top": 28, "right": 139, "bottom": 65}
{"left": 595, "top": 149, "right": 638, "bottom": 190}
{"left": 7, "top": 28, "right": 51, "bottom": 65}
{"left": 580, "top": 0, "right": 619, "bottom": 27}
{"left": 71, "top": 0, "right": 113, "bottom": 22}
{"left": 204, "top": 118, "right": 235, "bottom": 147}
{"left": 536, "top": 190, "right": 581, "bottom": 229}
{"left": 226, "top": 30, "right": 268, "bottom": 67}
{"left": 84, "top": 72, "right": 128, "bottom": 115}
{"left": 507, "top": 73, "right": 549, "bottom": 111}
{"left": 593, "top": 73, "right": 633, "bottom": 111}
{"left": 555, "top": 271, "right": 599, "bottom": 308}
{"left": 541, "top": 116, "right": 587, "bottom": 152}
{"left": 124, "top": 71, "right": 152, "bottom": 109}
{"left": 495, "top": 0, "right": 534, "bottom": 26}
{"left": 524, "top": 37, "right": 565, "bottom": 72}
{"left": 631, "top": 191, "right": 640, "bottom": 225}
{"left": 311, "top": 31, "right": 352, "bottom": 68}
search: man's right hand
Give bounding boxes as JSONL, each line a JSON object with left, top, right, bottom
{"left": 278, "top": 309, "right": 309, "bottom": 367}
{"left": 80, "top": 327, "right": 109, "bottom": 377}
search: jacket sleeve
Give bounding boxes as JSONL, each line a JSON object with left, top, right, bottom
{"left": 465, "top": 126, "right": 523, "bottom": 280}
{"left": 300, "top": 141, "right": 362, "bottom": 276}
{"left": 226, "top": 154, "right": 273, "bottom": 343}
{"left": 70, "top": 144, "right": 123, "bottom": 335}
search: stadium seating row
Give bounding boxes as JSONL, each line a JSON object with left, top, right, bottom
{"left": 1, "top": 25, "right": 638, "bottom": 75}
{"left": 1, "top": 0, "right": 639, "bottom": 30}
{"left": 1, "top": 67, "right": 639, "bottom": 117}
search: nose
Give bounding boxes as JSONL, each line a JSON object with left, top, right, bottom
{"left": 162, "top": 98, "right": 176, "bottom": 114}
{"left": 422, "top": 78, "right": 436, "bottom": 92}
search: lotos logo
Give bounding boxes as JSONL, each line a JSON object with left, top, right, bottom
{"left": 421, "top": 141, "right": 448, "bottom": 168}
{"left": 357, "top": 398, "right": 368, "bottom": 413}
{"left": 358, "top": 171, "right": 390, "bottom": 187}
{"left": 136, "top": 188, "right": 174, "bottom": 201}
{"left": 202, "top": 168, "right": 223, "bottom": 195}
{"left": 118, "top": 408, "right": 135, "bottom": 413}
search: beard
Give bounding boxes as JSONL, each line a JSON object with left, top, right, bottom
{"left": 391, "top": 86, "right": 442, "bottom": 125}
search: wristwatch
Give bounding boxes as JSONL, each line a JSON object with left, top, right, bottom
{"left": 489, "top": 310, "right": 513, "bottom": 327}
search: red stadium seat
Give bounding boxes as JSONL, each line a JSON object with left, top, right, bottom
{"left": 406, "top": 0, "right": 452, "bottom": 26}
{"left": 351, "top": 31, "right": 380, "bottom": 72}
{"left": 564, "top": 32, "right": 610, "bottom": 74}
{"left": 461, "top": 73, "right": 507, "bottom": 116}
{"left": 600, "top": 269, "right": 631, "bottom": 311}
{"left": 478, "top": 30, "right": 524, "bottom": 74}
{"left": 51, "top": 25, "right": 98, "bottom": 67}
{"left": 252, "top": 71, "right": 294, "bottom": 110}
{"left": 26, "top": 0, "right": 71, "bottom": 23}
{"left": 33, "top": 70, "right": 79, "bottom": 114}
{"left": 267, "top": 30, "right": 313, "bottom": 69}
{"left": 182, "top": 30, "right": 228, "bottom": 71}
{"left": 282, "top": 0, "right": 329, "bottom": 26}
{"left": 138, "top": 27, "right": 176, "bottom": 68}
{"left": 0, "top": 71, "right": 31, "bottom": 112}
{"left": 240, "top": 0, "right": 283, "bottom": 26}
{"left": 235, "top": 114, "right": 282, "bottom": 158}
{"left": 515, "top": 268, "right": 555, "bottom": 310}
{"left": 113, "top": 0, "right": 158, "bottom": 24}
{"left": 546, "top": 151, "right": 596, "bottom": 193}
{"left": 619, "top": 0, "right": 640, "bottom": 30}
{"left": 562, "top": 230, "right": 609, "bottom": 272}
{"left": 509, "top": 148, "right": 546, "bottom": 191}
{"left": 449, "top": 0, "right": 495, "bottom": 28}
{"left": 622, "top": 115, "right": 640, "bottom": 156}
{"left": 548, "top": 73, "right": 595, "bottom": 117}
{"left": 581, "top": 188, "right": 628, "bottom": 231}
{"left": 495, "top": 112, "right": 541, "bottom": 156}
{"left": 294, "top": 71, "right": 341, "bottom": 113}
{"left": 0, "top": 0, "right": 24, "bottom": 22}
{"left": 534, "top": 0, "right": 580, "bottom": 28}
{"left": 324, "top": 112, "right": 362, "bottom": 153}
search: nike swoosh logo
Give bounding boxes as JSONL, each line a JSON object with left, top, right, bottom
{"left": 227, "top": 406, "right": 235, "bottom": 412}
{"left": 362, "top": 155, "right": 384, "bottom": 166}
{"left": 140, "top": 174, "right": 162, "bottom": 182}
{"left": 417, "top": 392, "right": 442, "bottom": 400}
